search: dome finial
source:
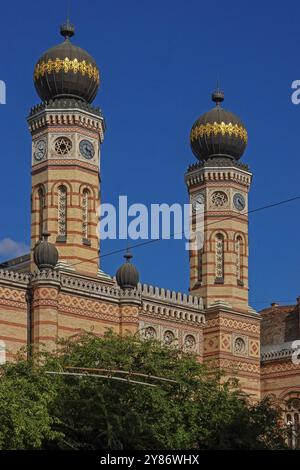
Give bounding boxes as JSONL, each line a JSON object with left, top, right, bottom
{"left": 60, "top": 19, "right": 75, "bottom": 40}
{"left": 33, "top": 232, "right": 59, "bottom": 271}
{"left": 124, "top": 249, "right": 133, "bottom": 263}
{"left": 42, "top": 231, "right": 50, "bottom": 241}
{"left": 116, "top": 250, "right": 139, "bottom": 290}
{"left": 212, "top": 83, "right": 224, "bottom": 106}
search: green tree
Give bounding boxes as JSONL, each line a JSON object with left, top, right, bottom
{"left": 0, "top": 332, "right": 288, "bottom": 450}
{"left": 0, "top": 355, "right": 61, "bottom": 449}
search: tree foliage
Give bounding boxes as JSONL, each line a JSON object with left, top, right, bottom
{"left": 0, "top": 332, "right": 288, "bottom": 450}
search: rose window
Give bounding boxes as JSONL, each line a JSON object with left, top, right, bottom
{"left": 234, "top": 337, "right": 246, "bottom": 354}
{"left": 184, "top": 334, "right": 196, "bottom": 350}
{"left": 144, "top": 326, "right": 157, "bottom": 340}
{"left": 54, "top": 137, "right": 72, "bottom": 156}
{"left": 163, "top": 330, "right": 175, "bottom": 345}
{"left": 211, "top": 191, "right": 228, "bottom": 208}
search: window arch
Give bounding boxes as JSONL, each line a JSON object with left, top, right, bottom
{"left": 284, "top": 398, "right": 300, "bottom": 448}
{"left": 215, "top": 233, "right": 224, "bottom": 281}
{"left": 197, "top": 248, "right": 203, "bottom": 283}
{"left": 235, "top": 235, "right": 243, "bottom": 284}
{"left": 38, "top": 187, "right": 45, "bottom": 239}
{"left": 57, "top": 185, "right": 67, "bottom": 239}
{"left": 82, "top": 188, "right": 90, "bottom": 241}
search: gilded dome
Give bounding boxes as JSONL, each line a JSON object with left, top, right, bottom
{"left": 190, "top": 90, "right": 247, "bottom": 161}
{"left": 34, "top": 22, "right": 100, "bottom": 103}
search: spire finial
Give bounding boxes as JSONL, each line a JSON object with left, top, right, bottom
{"left": 212, "top": 81, "right": 224, "bottom": 106}
{"left": 124, "top": 249, "right": 133, "bottom": 263}
{"left": 60, "top": 19, "right": 75, "bottom": 39}
{"left": 42, "top": 231, "right": 51, "bottom": 241}
{"left": 61, "top": 2, "right": 74, "bottom": 40}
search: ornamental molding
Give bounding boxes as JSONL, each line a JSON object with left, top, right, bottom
{"left": 139, "top": 283, "right": 205, "bottom": 326}
{"left": 34, "top": 58, "right": 100, "bottom": 84}
{"left": 218, "top": 358, "right": 260, "bottom": 374}
{"left": 0, "top": 286, "right": 27, "bottom": 304}
{"left": 0, "top": 269, "right": 30, "bottom": 287}
{"left": 261, "top": 347, "right": 300, "bottom": 363}
{"left": 28, "top": 107, "right": 105, "bottom": 142}
{"left": 60, "top": 273, "right": 121, "bottom": 303}
{"left": 32, "top": 158, "right": 99, "bottom": 173}
{"left": 185, "top": 165, "right": 252, "bottom": 189}
{"left": 190, "top": 122, "right": 247, "bottom": 144}
{"left": 58, "top": 293, "right": 120, "bottom": 321}
{"left": 205, "top": 316, "right": 260, "bottom": 334}
{"left": 140, "top": 283, "right": 203, "bottom": 308}
{"left": 261, "top": 360, "right": 300, "bottom": 376}
{"left": 141, "top": 301, "right": 205, "bottom": 325}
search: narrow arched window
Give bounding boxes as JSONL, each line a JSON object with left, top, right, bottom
{"left": 38, "top": 187, "right": 45, "bottom": 239}
{"left": 57, "top": 185, "right": 67, "bottom": 239}
{"left": 0, "top": 340, "right": 6, "bottom": 364}
{"left": 235, "top": 236, "right": 243, "bottom": 284}
{"left": 197, "top": 249, "right": 203, "bottom": 283}
{"left": 285, "top": 398, "right": 300, "bottom": 449}
{"left": 82, "top": 188, "right": 90, "bottom": 241}
{"left": 215, "top": 233, "right": 224, "bottom": 281}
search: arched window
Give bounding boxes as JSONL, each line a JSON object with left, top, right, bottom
{"left": 215, "top": 233, "right": 224, "bottom": 281}
{"left": 38, "top": 187, "right": 45, "bottom": 239}
{"left": 235, "top": 236, "right": 243, "bottom": 284}
{"left": 0, "top": 340, "right": 6, "bottom": 364}
{"left": 197, "top": 249, "right": 203, "bottom": 283}
{"left": 284, "top": 398, "right": 300, "bottom": 449}
{"left": 82, "top": 189, "right": 90, "bottom": 241}
{"left": 57, "top": 185, "right": 67, "bottom": 239}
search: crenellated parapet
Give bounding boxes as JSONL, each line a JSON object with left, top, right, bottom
{"left": 0, "top": 269, "right": 30, "bottom": 287}
{"left": 140, "top": 283, "right": 203, "bottom": 308}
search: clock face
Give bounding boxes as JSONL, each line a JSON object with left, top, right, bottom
{"left": 33, "top": 139, "right": 47, "bottom": 161}
{"left": 233, "top": 193, "right": 246, "bottom": 211}
{"left": 191, "top": 193, "right": 205, "bottom": 212}
{"left": 79, "top": 139, "right": 95, "bottom": 160}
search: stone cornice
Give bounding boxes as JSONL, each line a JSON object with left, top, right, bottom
{"left": 0, "top": 269, "right": 30, "bottom": 288}
{"left": 140, "top": 283, "right": 205, "bottom": 325}
{"left": 28, "top": 101, "right": 105, "bottom": 143}
{"left": 0, "top": 269, "right": 205, "bottom": 324}
{"left": 60, "top": 273, "right": 120, "bottom": 303}
{"left": 261, "top": 345, "right": 300, "bottom": 363}
{"left": 185, "top": 162, "right": 252, "bottom": 190}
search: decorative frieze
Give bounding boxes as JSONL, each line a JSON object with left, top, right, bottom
{"left": 185, "top": 165, "right": 252, "bottom": 190}
{"left": 28, "top": 105, "right": 105, "bottom": 142}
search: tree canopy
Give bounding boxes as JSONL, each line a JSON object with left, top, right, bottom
{"left": 0, "top": 332, "right": 288, "bottom": 450}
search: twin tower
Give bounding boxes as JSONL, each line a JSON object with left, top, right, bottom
{"left": 29, "top": 22, "right": 252, "bottom": 315}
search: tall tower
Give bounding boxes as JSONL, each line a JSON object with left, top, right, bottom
{"left": 186, "top": 89, "right": 251, "bottom": 312}
{"left": 28, "top": 22, "right": 105, "bottom": 277}
{"left": 185, "top": 90, "right": 261, "bottom": 398}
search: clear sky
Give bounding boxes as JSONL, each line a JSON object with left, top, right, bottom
{"left": 0, "top": 0, "right": 299, "bottom": 310}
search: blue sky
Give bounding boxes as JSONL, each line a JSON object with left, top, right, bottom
{"left": 0, "top": 0, "right": 299, "bottom": 310}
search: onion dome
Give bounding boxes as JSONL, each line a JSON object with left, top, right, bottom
{"left": 34, "top": 21, "right": 100, "bottom": 103}
{"left": 33, "top": 232, "right": 59, "bottom": 270}
{"left": 116, "top": 252, "right": 139, "bottom": 290}
{"left": 190, "top": 89, "right": 247, "bottom": 161}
